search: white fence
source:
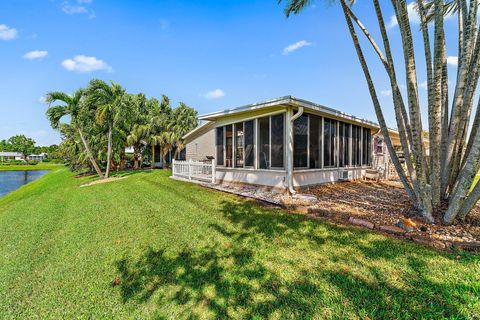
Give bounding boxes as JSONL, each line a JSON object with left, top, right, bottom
{"left": 172, "top": 159, "right": 216, "bottom": 183}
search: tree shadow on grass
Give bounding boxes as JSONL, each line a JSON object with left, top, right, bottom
{"left": 115, "top": 199, "right": 479, "bottom": 319}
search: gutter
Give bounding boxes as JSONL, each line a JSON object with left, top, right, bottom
{"left": 287, "top": 106, "right": 304, "bottom": 195}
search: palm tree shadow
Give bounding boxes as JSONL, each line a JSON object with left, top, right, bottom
{"left": 115, "top": 199, "right": 479, "bottom": 318}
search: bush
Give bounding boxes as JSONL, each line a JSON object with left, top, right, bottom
{"left": 27, "top": 160, "right": 39, "bottom": 165}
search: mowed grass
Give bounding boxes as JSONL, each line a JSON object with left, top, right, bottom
{"left": 0, "top": 169, "right": 479, "bottom": 319}
{"left": 0, "top": 163, "right": 64, "bottom": 171}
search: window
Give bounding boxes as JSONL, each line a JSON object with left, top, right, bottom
{"left": 294, "top": 114, "right": 308, "bottom": 168}
{"left": 235, "top": 122, "right": 244, "bottom": 167}
{"left": 323, "top": 118, "right": 337, "bottom": 167}
{"left": 352, "top": 125, "right": 362, "bottom": 166}
{"left": 339, "top": 122, "right": 351, "bottom": 167}
{"left": 258, "top": 117, "right": 270, "bottom": 169}
{"left": 271, "top": 114, "right": 285, "bottom": 168}
{"left": 375, "top": 137, "right": 384, "bottom": 154}
{"left": 363, "top": 127, "right": 372, "bottom": 166}
{"left": 226, "top": 124, "right": 233, "bottom": 167}
{"left": 216, "top": 127, "right": 224, "bottom": 166}
{"left": 244, "top": 120, "right": 255, "bottom": 167}
{"left": 309, "top": 115, "right": 321, "bottom": 169}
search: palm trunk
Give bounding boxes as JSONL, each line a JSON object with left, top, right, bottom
{"left": 444, "top": 0, "right": 477, "bottom": 195}
{"left": 119, "top": 147, "right": 126, "bottom": 171}
{"left": 339, "top": 0, "right": 421, "bottom": 217}
{"left": 428, "top": 0, "right": 445, "bottom": 207}
{"left": 77, "top": 128, "right": 103, "bottom": 178}
{"left": 105, "top": 123, "right": 113, "bottom": 179}
{"left": 392, "top": 0, "right": 433, "bottom": 219}
{"left": 373, "top": 0, "right": 419, "bottom": 199}
{"left": 133, "top": 143, "right": 140, "bottom": 169}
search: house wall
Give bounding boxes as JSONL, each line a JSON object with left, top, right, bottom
{"left": 186, "top": 128, "right": 215, "bottom": 161}
{"left": 216, "top": 168, "right": 286, "bottom": 189}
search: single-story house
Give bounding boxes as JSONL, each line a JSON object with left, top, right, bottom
{"left": 181, "top": 96, "right": 401, "bottom": 190}
{"left": 0, "top": 152, "right": 24, "bottom": 161}
{"left": 27, "top": 153, "right": 47, "bottom": 161}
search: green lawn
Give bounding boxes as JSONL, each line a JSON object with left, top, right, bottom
{"left": 0, "top": 168, "right": 479, "bottom": 319}
{"left": 0, "top": 163, "right": 64, "bottom": 171}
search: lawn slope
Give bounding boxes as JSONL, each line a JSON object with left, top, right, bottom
{"left": 0, "top": 169, "right": 479, "bottom": 319}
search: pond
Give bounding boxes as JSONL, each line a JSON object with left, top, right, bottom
{"left": 0, "top": 170, "right": 49, "bottom": 197}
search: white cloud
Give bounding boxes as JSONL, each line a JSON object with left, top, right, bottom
{"left": 61, "top": 55, "right": 112, "bottom": 73}
{"left": 204, "top": 89, "right": 225, "bottom": 99}
{"left": 380, "top": 89, "right": 392, "bottom": 97}
{"left": 0, "top": 24, "right": 17, "bottom": 40}
{"left": 387, "top": 2, "right": 420, "bottom": 29}
{"left": 282, "top": 40, "right": 312, "bottom": 55}
{"left": 447, "top": 56, "right": 458, "bottom": 66}
{"left": 62, "top": 4, "right": 88, "bottom": 14}
{"left": 61, "top": 1, "right": 94, "bottom": 17}
{"left": 23, "top": 50, "right": 48, "bottom": 60}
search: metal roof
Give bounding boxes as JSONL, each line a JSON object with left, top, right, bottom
{"left": 198, "top": 96, "right": 380, "bottom": 128}
{"left": 0, "top": 152, "right": 23, "bottom": 157}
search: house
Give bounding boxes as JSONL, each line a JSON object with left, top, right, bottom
{"left": 27, "top": 153, "right": 47, "bottom": 161}
{"left": 180, "top": 96, "right": 400, "bottom": 190}
{"left": 0, "top": 152, "right": 25, "bottom": 161}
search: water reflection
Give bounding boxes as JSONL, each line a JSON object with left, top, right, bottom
{"left": 0, "top": 170, "right": 49, "bottom": 197}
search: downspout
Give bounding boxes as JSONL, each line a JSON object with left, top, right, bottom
{"left": 287, "top": 106, "right": 304, "bottom": 195}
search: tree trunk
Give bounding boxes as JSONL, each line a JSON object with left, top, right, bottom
{"left": 119, "top": 147, "right": 126, "bottom": 171}
{"left": 340, "top": 0, "right": 422, "bottom": 217}
{"left": 105, "top": 123, "right": 113, "bottom": 179}
{"left": 133, "top": 143, "right": 140, "bottom": 169}
{"left": 392, "top": 0, "right": 433, "bottom": 219}
{"left": 77, "top": 128, "right": 103, "bottom": 178}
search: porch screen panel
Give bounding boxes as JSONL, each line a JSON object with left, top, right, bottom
{"left": 309, "top": 115, "right": 320, "bottom": 169}
{"left": 339, "top": 122, "right": 345, "bottom": 167}
{"left": 323, "top": 118, "right": 337, "bottom": 167}
{"left": 352, "top": 125, "right": 361, "bottom": 166}
{"left": 244, "top": 120, "right": 255, "bottom": 167}
{"left": 363, "top": 127, "right": 372, "bottom": 166}
{"left": 215, "top": 127, "right": 224, "bottom": 166}
{"left": 294, "top": 114, "right": 308, "bottom": 168}
{"left": 235, "top": 122, "right": 244, "bottom": 168}
{"left": 258, "top": 117, "right": 270, "bottom": 169}
{"left": 271, "top": 114, "right": 285, "bottom": 168}
{"left": 226, "top": 124, "right": 233, "bottom": 167}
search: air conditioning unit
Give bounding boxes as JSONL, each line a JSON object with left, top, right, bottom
{"left": 339, "top": 169, "right": 354, "bottom": 181}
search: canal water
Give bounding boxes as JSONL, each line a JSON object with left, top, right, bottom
{"left": 0, "top": 170, "right": 49, "bottom": 197}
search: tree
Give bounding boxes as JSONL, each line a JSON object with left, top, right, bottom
{"left": 45, "top": 90, "right": 104, "bottom": 177}
{"left": 85, "top": 79, "right": 126, "bottom": 179}
{"left": 169, "top": 102, "right": 198, "bottom": 159}
{"left": 281, "top": 0, "right": 480, "bottom": 224}
{"left": 7, "top": 135, "right": 36, "bottom": 159}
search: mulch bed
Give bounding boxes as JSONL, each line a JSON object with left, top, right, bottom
{"left": 301, "top": 180, "right": 480, "bottom": 253}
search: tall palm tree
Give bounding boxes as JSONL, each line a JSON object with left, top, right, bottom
{"left": 45, "top": 89, "right": 103, "bottom": 177}
{"left": 169, "top": 102, "right": 198, "bottom": 159}
{"left": 280, "top": 0, "right": 480, "bottom": 224}
{"left": 86, "top": 79, "right": 126, "bottom": 178}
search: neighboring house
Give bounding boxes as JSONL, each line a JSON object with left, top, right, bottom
{"left": 181, "top": 96, "right": 401, "bottom": 190}
{"left": 0, "top": 152, "right": 25, "bottom": 161}
{"left": 27, "top": 153, "right": 47, "bottom": 161}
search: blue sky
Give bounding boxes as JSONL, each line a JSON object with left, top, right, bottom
{"left": 0, "top": 0, "right": 461, "bottom": 146}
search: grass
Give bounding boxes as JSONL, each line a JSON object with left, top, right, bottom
{"left": 0, "top": 168, "right": 479, "bottom": 319}
{"left": 0, "top": 163, "right": 64, "bottom": 171}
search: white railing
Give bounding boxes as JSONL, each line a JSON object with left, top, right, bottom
{"left": 172, "top": 159, "right": 216, "bottom": 183}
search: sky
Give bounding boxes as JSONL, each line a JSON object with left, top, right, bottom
{"left": 0, "top": 0, "right": 463, "bottom": 146}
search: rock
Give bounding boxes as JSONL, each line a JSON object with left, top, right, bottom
{"left": 348, "top": 217, "right": 374, "bottom": 229}
{"left": 378, "top": 225, "right": 405, "bottom": 234}
{"left": 396, "top": 219, "right": 415, "bottom": 233}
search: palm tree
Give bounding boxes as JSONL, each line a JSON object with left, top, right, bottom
{"left": 169, "top": 102, "right": 198, "bottom": 159}
{"left": 280, "top": 0, "right": 480, "bottom": 224}
{"left": 86, "top": 79, "right": 126, "bottom": 179}
{"left": 45, "top": 89, "right": 103, "bottom": 178}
